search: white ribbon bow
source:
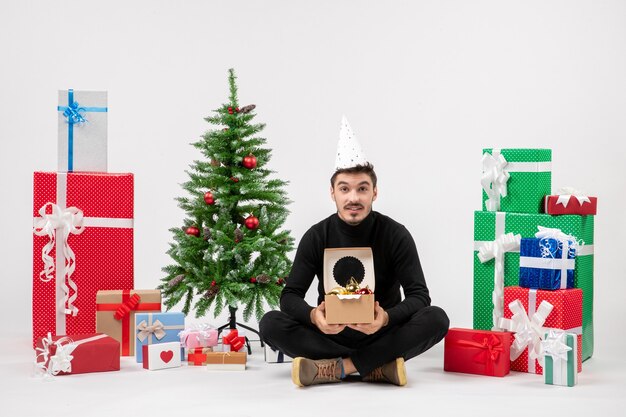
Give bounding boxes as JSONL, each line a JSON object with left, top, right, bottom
{"left": 481, "top": 150, "right": 510, "bottom": 211}
{"left": 542, "top": 330, "right": 572, "bottom": 362}
{"left": 35, "top": 333, "right": 77, "bottom": 377}
{"left": 478, "top": 232, "right": 521, "bottom": 330}
{"left": 33, "top": 202, "right": 85, "bottom": 316}
{"left": 498, "top": 299, "right": 553, "bottom": 364}
{"left": 136, "top": 319, "right": 166, "bottom": 342}
{"left": 555, "top": 187, "right": 591, "bottom": 208}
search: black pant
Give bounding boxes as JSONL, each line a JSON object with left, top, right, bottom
{"left": 259, "top": 306, "right": 449, "bottom": 376}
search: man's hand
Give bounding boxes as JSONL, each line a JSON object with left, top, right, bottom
{"left": 310, "top": 302, "right": 346, "bottom": 334}
{"left": 347, "top": 302, "right": 389, "bottom": 335}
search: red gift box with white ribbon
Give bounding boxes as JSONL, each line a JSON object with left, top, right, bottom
{"left": 34, "top": 333, "right": 120, "bottom": 376}
{"left": 32, "top": 172, "right": 134, "bottom": 347}
{"left": 500, "top": 286, "right": 583, "bottom": 375}
{"left": 544, "top": 188, "right": 597, "bottom": 215}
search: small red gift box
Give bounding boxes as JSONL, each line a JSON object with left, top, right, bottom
{"left": 187, "top": 347, "right": 213, "bottom": 365}
{"left": 502, "top": 286, "right": 583, "bottom": 375}
{"left": 444, "top": 328, "right": 512, "bottom": 377}
{"left": 32, "top": 172, "right": 134, "bottom": 348}
{"left": 222, "top": 329, "right": 245, "bottom": 352}
{"left": 35, "top": 333, "right": 120, "bottom": 376}
{"left": 544, "top": 194, "right": 597, "bottom": 215}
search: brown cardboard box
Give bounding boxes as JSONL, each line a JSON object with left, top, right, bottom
{"left": 323, "top": 248, "right": 375, "bottom": 324}
{"left": 205, "top": 351, "right": 247, "bottom": 370}
{"left": 325, "top": 294, "right": 375, "bottom": 324}
{"left": 96, "top": 289, "right": 161, "bottom": 356}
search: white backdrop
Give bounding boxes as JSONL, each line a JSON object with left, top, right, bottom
{"left": 1, "top": 0, "right": 624, "bottom": 358}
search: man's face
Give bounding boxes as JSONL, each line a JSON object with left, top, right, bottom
{"left": 331, "top": 172, "right": 377, "bottom": 226}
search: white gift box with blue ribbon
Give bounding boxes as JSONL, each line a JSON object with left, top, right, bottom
{"left": 57, "top": 89, "right": 108, "bottom": 172}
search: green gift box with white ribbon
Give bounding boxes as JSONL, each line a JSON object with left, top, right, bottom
{"left": 473, "top": 210, "right": 594, "bottom": 360}
{"left": 482, "top": 148, "right": 552, "bottom": 213}
{"left": 543, "top": 331, "right": 578, "bottom": 387}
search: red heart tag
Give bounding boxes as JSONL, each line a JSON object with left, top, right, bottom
{"left": 160, "top": 350, "right": 174, "bottom": 363}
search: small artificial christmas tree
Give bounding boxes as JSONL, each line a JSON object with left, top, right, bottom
{"left": 159, "top": 68, "right": 294, "bottom": 323}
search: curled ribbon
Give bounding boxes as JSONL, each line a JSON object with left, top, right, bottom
{"left": 136, "top": 319, "right": 166, "bottom": 342}
{"left": 555, "top": 187, "right": 591, "bottom": 208}
{"left": 498, "top": 299, "right": 553, "bottom": 364}
{"left": 35, "top": 333, "right": 76, "bottom": 377}
{"left": 478, "top": 232, "right": 521, "bottom": 330}
{"left": 33, "top": 202, "right": 85, "bottom": 316}
{"left": 62, "top": 101, "right": 87, "bottom": 125}
{"left": 481, "top": 150, "right": 510, "bottom": 211}
{"left": 536, "top": 226, "right": 580, "bottom": 258}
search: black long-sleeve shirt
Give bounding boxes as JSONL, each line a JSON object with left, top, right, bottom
{"left": 280, "top": 211, "right": 431, "bottom": 327}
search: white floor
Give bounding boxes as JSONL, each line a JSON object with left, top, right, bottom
{"left": 1, "top": 330, "right": 624, "bottom": 417}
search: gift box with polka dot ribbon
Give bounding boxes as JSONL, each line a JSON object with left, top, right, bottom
{"left": 32, "top": 171, "right": 134, "bottom": 348}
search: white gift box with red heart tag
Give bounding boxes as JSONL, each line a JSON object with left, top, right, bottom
{"left": 142, "top": 341, "right": 181, "bottom": 370}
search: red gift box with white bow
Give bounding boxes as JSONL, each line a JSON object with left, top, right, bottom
{"left": 500, "top": 286, "right": 583, "bottom": 375}
{"left": 35, "top": 333, "right": 120, "bottom": 376}
{"left": 544, "top": 190, "right": 597, "bottom": 215}
{"left": 32, "top": 172, "right": 134, "bottom": 348}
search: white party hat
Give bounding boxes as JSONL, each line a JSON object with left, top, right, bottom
{"left": 334, "top": 115, "right": 368, "bottom": 170}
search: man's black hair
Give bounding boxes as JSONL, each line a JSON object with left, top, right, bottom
{"left": 330, "top": 162, "right": 377, "bottom": 188}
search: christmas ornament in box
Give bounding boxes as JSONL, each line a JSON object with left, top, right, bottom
{"left": 32, "top": 172, "right": 134, "bottom": 347}
{"left": 323, "top": 248, "right": 375, "bottom": 325}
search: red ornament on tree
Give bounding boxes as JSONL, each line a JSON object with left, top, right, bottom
{"left": 277, "top": 278, "right": 285, "bottom": 285}
{"left": 236, "top": 107, "right": 240, "bottom": 113}
{"left": 211, "top": 280, "right": 217, "bottom": 287}
{"left": 230, "top": 177, "right": 239, "bottom": 183}
{"left": 242, "top": 154, "right": 257, "bottom": 169}
{"left": 228, "top": 107, "right": 234, "bottom": 114}
{"left": 244, "top": 215, "right": 259, "bottom": 230}
{"left": 204, "top": 191, "right": 215, "bottom": 205}
{"left": 185, "top": 226, "right": 200, "bottom": 237}
{"left": 250, "top": 277, "right": 257, "bottom": 283}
